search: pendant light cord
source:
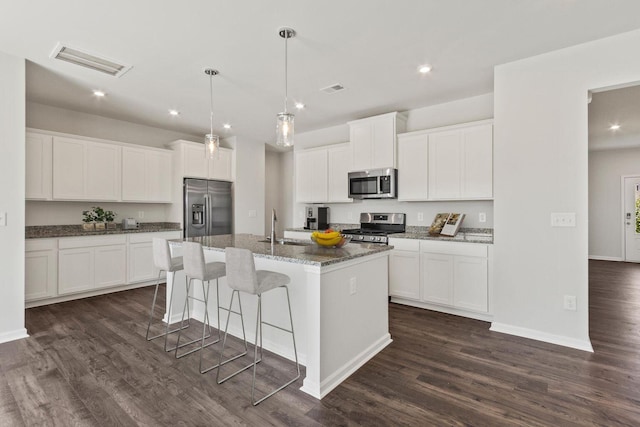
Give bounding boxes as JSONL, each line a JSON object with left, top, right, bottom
{"left": 209, "top": 73, "right": 214, "bottom": 135}
{"left": 284, "top": 31, "right": 288, "bottom": 114}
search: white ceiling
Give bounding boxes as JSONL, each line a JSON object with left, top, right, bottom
{"left": 2, "top": 1, "right": 640, "bottom": 148}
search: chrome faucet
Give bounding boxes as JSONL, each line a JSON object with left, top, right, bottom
{"left": 270, "top": 208, "right": 277, "bottom": 244}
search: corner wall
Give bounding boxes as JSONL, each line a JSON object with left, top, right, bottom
{"left": 493, "top": 28, "right": 640, "bottom": 351}
{"left": 0, "top": 52, "right": 27, "bottom": 343}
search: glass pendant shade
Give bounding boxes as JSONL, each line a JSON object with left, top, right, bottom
{"left": 205, "top": 133, "right": 219, "bottom": 159}
{"left": 276, "top": 112, "right": 295, "bottom": 147}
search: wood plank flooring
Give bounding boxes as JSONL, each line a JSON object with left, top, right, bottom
{"left": 2, "top": 259, "right": 640, "bottom": 426}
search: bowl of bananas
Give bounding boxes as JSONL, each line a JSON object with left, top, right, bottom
{"left": 310, "top": 229, "right": 351, "bottom": 248}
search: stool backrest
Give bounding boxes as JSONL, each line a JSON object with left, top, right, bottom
{"left": 225, "top": 247, "right": 258, "bottom": 294}
{"left": 183, "top": 241, "right": 206, "bottom": 280}
{"left": 152, "top": 238, "right": 173, "bottom": 271}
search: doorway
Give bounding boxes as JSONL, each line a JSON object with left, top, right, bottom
{"left": 622, "top": 175, "right": 640, "bottom": 262}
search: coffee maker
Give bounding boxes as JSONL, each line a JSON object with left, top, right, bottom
{"left": 304, "top": 206, "right": 329, "bottom": 230}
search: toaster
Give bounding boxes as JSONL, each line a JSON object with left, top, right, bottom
{"left": 122, "top": 218, "right": 139, "bottom": 230}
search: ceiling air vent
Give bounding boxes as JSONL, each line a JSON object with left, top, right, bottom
{"left": 50, "top": 43, "right": 132, "bottom": 77}
{"left": 321, "top": 83, "right": 345, "bottom": 94}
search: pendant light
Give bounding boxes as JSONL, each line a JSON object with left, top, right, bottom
{"left": 204, "top": 68, "right": 220, "bottom": 159}
{"left": 276, "top": 27, "right": 296, "bottom": 147}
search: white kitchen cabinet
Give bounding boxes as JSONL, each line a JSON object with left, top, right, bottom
{"left": 58, "top": 235, "right": 126, "bottom": 295}
{"left": 25, "top": 239, "right": 57, "bottom": 301}
{"left": 183, "top": 142, "right": 208, "bottom": 178}
{"left": 122, "top": 147, "right": 172, "bottom": 202}
{"left": 421, "top": 252, "right": 455, "bottom": 305}
{"left": 388, "top": 239, "right": 421, "bottom": 300}
{"left": 453, "top": 255, "right": 488, "bottom": 312}
{"left": 177, "top": 141, "right": 234, "bottom": 182}
{"left": 295, "top": 148, "right": 328, "bottom": 203}
{"left": 327, "top": 144, "right": 353, "bottom": 203}
{"left": 127, "top": 231, "right": 180, "bottom": 283}
{"left": 349, "top": 112, "right": 406, "bottom": 170}
{"left": 208, "top": 147, "right": 233, "bottom": 181}
{"left": 428, "top": 122, "right": 493, "bottom": 200}
{"left": 25, "top": 132, "right": 53, "bottom": 200}
{"left": 52, "top": 136, "right": 121, "bottom": 201}
{"left": 397, "top": 133, "right": 429, "bottom": 201}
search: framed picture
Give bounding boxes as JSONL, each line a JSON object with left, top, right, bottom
{"left": 440, "top": 213, "right": 465, "bottom": 236}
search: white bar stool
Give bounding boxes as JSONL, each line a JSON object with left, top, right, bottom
{"left": 216, "top": 247, "right": 300, "bottom": 406}
{"left": 146, "top": 238, "right": 190, "bottom": 352}
{"left": 177, "top": 242, "right": 247, "bottom": 374}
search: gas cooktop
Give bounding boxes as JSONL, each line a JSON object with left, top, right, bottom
{"left": 342, "top": 213, "right": 406, "bottom": 244}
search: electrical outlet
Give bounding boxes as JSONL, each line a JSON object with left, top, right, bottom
{"left": 248, "top": 210, "right": 257, "bottom": 218}
{"left": 0, "top": 211, "right": 6, "bottom": 226}
{"left": 551, "top": 212, "right": 576, "bottom": 227}
{"left": 138, "top": 211, "right": 144, "bottom": 219}
{"left": 564, "top": 295, "right": 577, "bottom": 311}
{"left": 349, "top": 277, "right": 357, "bottom": 295}
{"left": 417, "top": 212, "right": 424, "bottom": 221}
{"left": 479, "top": 212, "right": 486, "bottom": 223}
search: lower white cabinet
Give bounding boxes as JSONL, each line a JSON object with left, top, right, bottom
{"left": 388, "top": 237, "right": 491, "bottom": 320}
{"left": 25, "top": 239, "right": 57, "bottom": 301}
{"left": 127, "top": 231, "right": 179, "bottom": 283}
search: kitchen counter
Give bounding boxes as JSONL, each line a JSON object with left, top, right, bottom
{"left": 181, "top": 233, "right": 392, "bottom": 267}
{"left": 26, "top": 222, "right": 182, "bottom": 239}
{"left": 391, "top": 230, "right": 493, "bottom": 244}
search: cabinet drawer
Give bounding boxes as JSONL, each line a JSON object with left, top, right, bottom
{"left": 59, "top": 234, "right": 127, "bottom": 249}
{"left": 26, "top": 239, "right": 57, "bottom": 252}
{"left": 420, "top": 241, "right": 487, "bottom": 257}
{"left": 388, "top": 238, "right": 420, "bottom": 252}
{"left": 128, "top": 231, "right": 181, "bottom": 244}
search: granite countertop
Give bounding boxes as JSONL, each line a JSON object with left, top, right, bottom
{"left": 26, "top": 222, "right": 182, "bottom": 239}
{"left": 287, "top": 226, "right": 493, "bottom": 244}
{"left": 172, "top": 233, "right": 392, "bottom": 267}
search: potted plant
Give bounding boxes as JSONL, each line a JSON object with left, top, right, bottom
{"left": 104, "top": 209, "right": 117, "bottom": 230}
{"left": 93, "top": 206, "right": 106, "bottom": 230}
{"left": 82, "top": 210, "right": 96, "bottom": 231}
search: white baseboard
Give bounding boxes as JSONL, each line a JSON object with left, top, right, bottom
{"left": 588, "top": 255, "right": 623, "bottom": 262}
{"left": 0, "top": 328, "right": 29, "bottom": 345}
{"left": 300, "top": 333, "right": 392, "bottom": 399}
{"left": 490, "top": 322, "right": 593, "bottom": 353}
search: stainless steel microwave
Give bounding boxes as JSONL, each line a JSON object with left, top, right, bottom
{"left": 348, "top": 168, "right": 397, "bottom": 199}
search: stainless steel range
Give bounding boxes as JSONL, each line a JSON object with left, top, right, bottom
{"left": 342, "top": 213, "right": 406, "bottom": 244}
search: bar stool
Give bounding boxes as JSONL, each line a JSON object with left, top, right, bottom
{"left": 177, "top": 242, "right": 248, "bottom": 374}
{"left": 146, "top": 238, "right": 190, "bottom": 352}
{"left": 216, "top": 247, "right": 300, "bottom": 406}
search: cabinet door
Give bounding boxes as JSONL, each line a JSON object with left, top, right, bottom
{"left": 86, "top": 142, "right": 121, "bottom": 201}
{"left": 295, "top": 150, "right": 315, "bottom": 203}
{"left": 311, "top": 149, "right": 328, "bottom": 202}
{"left": 421, "top": 252, "right": 454, "bottom": 305}
{"left": 462, "top": 124, "right": 493, "bottom": 199}
{"left": 428, "top": 130, "right": 462, "bottom": 200}
{"left": 398, "top": 134, "right": 428, "bottom": 201}
{"left": 183, "top": 143, "right": 208, "bottom": 178}
{"left": 350, "top": 122, "right": 373, "bottom": 171}
{"left": 327, "top": 145, "right": 353, "bottom": 203}
{"left": 389, "top": 250, "right": 420, "bottom": 299}
{"left": 94, "top": 245, "right": 127, "bottom": 288}
{"left": 372, "top": 116, "right": 395, "bottom": 168}
{"left": 52, "top": 137, "right": 86, "bottom": 200}
{"left": 25, "top": 250, "right": 57, "bottom": 301}
{"left": 128, "top": 242, "right": 158, "bottom": 283}
{"left": 208, "top": 147, "right": 233, "bottom": 181}
{"left": 25, "top": 132, "right": 53, "bottom": 200}
{"left": 58, "top": 248, "right": 94, "bottom": 295}
{"left": 146, "top": 150, "right": 172, "bottom": 202}
{"left": 454, "top": 256, "right": 488, "bottom": 312}
{"left": 121, "top": 147, "right": 147, "bottom": 201}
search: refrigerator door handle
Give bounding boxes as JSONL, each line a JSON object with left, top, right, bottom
{"left": 204, "top": 194, "right": 209, "bottom": 236}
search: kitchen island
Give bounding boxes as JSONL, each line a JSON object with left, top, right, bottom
{"left": 167, "top": 234, "right": 392, "bottom": 399}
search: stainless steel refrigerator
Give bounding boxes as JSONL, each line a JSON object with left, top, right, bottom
{"left": 184, "top": 178, "right": 233, "bottom": 238}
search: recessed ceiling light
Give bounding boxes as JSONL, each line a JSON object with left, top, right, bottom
{"left": 295, "top": 102, "right": 305, "bottom": 110}
{"left": 169, "top": 109, "right": 180, "bottom": 116}
{"left": 610, "top": 124, "right": 621, "bottom": 130}
{"left": 223, "top": 123, "right": 232, "bottom": 129}
{"left": 93, "top": 90, "right": 106, "bottom": 97}
{"left": 418, "top": 65, "right": 432, "bottom": 74}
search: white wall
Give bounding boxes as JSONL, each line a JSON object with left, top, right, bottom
{"left": 265, "top": 149, "right": 295, "bottom": 236}
{"left": 589, "top": 147, "right": 640, "bottom": 260}
{"left": 27, "top": 102, "right": 200, "bottom": 148}
{"left": 230, "top": 137, "right": 265, "bottom": 234}
{"left": 25, "top": 201, "right": 169, "bottom": 226}
{"left": 290, "top": 93, "right": 495, "bottom": 228}
{"left": 493, "top": 28, "right": 640, "bottom": 351}
{"left": 0, "top": 52, "right": 27, "bottom": 343}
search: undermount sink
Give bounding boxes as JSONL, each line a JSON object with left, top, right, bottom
{"left": 259, "top": 238, "right": 312, "bottom": 246}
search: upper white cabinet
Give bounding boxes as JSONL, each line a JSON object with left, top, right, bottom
{"left": 173, "top": 140, "right": 234, "bottom": 182}
{"left": 348, "top": 112, "right": 406, "bottom": 170}
{"left": 25, "top": 132, "right": 53, "bottom": 200}
{"left": 327, "top": 144, "right": 353, "bottom": 203}
{"left": 122, "top": 147, "right": 172, "bottom": 202}
{"left": 52, "top": 136, "right": 121, "bottom": 201}
{"left": 295, "top": 148, "right": 328, "bottom": 203}
{"left": 397, "top": 120, "right": 493, "bottom": 202}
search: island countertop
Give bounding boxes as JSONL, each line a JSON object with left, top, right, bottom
{"left": 173, "top": 233, "right": 392, "bottom": 267}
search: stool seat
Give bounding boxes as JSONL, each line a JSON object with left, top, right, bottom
{"left": 168, "top": 256, "right": 184, "bottom": 272}
{"left": 202, "top": 262, "right": 226, "bottom": 282}
{"left": 255, "top": 270, "right": 290, "bottom": 294}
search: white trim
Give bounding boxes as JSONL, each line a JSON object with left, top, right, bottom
{"left": 588, "top": 255, "right": 623, "bottom": 262}
{"left": 0, "top": 328, "right": 29, "bottom": 344}
{"left": 620, "top": 174, "right": 640, "bottom": 262}
{"left": 390, "top": 297, "right": 493, "bottom": 322}
{"left": 490, "top": 322, "right": 593, "bottom": 353}
{"left": 26, "top": 281, "right": 156, "bottom": 309}
{"left": 300, "top": 333, "right": 392, "bottom": 399}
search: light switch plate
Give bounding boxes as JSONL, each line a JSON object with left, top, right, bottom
{"left": 248, "top": 210, "right": 257, "bottom": 218}
{"left": 551, "top": 212, "right": 576, "bottom": 227}
{"left": 0, "top": 211, "right": 6, "bottom": 226}
{"left": 417, "top": 212, "right": 424, "bottom": 221}
{"left": 479, "top": 212, "right": 486, "bottom": 223}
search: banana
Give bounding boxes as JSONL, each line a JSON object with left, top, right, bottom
{"left": 315, "top": 236, "right": 343, "bottom": 246}
{"left": 311, "top": 231, "right": 343, "bottom": 246}
{"left": 313, "top": 231, "right": 341, "bottom": 240}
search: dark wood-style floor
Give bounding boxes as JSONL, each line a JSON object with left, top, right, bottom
{"left": 1, "top": 259, "right": 640, "bottom": 426}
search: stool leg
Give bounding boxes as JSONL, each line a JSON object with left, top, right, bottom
{"left": 250, "top": 294, "right": 262, "bottom": 404}
{"left": 174, "top": 277, "right": 192, "bottom": 356}
{"left": 147, "top": 270, "right": 190, "bottom": 344}
{"left": 174, "top": 278, "right": 215, "bottom": 358}
{"left": 145, "top": 269, "right": 164, "bottom": 340}
{"left": 216, "top": 291, "right": 250, "bottom": 381}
